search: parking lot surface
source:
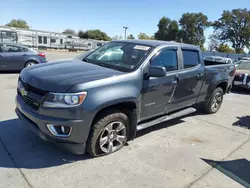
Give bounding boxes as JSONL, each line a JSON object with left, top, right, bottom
{"left": 0, "top": 52, "right": 250, "bottom": 188}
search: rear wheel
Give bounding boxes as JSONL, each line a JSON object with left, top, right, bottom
{"left": 203, "top": 87, "right": 224, "bottom": 114}
{"left": 86, "top": 110, "right": 129, "bottom": 157}
{"left": 25, "top": 61, "right": 37, "bottom": 67}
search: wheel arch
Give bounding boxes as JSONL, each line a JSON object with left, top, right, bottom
{"left": 205, "top": 80, "right": 228, "bottom": 101}
{"left": 91, "top": 101, "right": 138, "bottom": 141}
{"left": 216, "top": 81, "right": 228, "bottom": 94}
{"left": 24, "top": 60, "right": 38, "bottom": 67}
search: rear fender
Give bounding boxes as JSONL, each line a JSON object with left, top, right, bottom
{"left": 205, "top": 80, "right": 228, "bottom": 101}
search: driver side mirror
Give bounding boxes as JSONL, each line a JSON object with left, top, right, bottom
{"left": 148, "top": 66, "right": 166, "bottom": 77}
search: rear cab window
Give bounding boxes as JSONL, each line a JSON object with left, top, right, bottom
{"left": 182, "top": 49, "right": 200, "bottom": 69}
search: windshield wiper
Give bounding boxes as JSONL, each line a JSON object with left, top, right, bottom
{"left": 82, "top": 58, "right": 131, "bottom": 72}
{"left": 82, "top": 58, "right": 89, "bottom": 62}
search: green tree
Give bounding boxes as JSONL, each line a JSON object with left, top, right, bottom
{"left": 208, "top": 32, "right": 221, "bottom": 51}
{"left": 78, "top": 30, "right": 86, "bottom": 38}
{"left": 213, "top": 8, "right": 250, "bottom": 53}
{"left": 238, "top": 49, "right": 245, "bottom": 54}
{"left": 154, "top": 17, "right": 179, "bottom": 41}
{"left": 127, "top": 34, "right": 135, "bottom": 39}
{"left": 138, "top": 33, "right": 153, "bottom": 40}
{"left": 217, "top": 44, "right": 235, "bottom": 53}
{"left": 179, "top": 12, "right": 211, "bottom": 47}
{"left": 78, "top": 29, "right": 111, "bottom": 41}
{"left": 5, "top": 19, "right": 29, "bottom": 29}
{"left": 201, "top": 46, "right": 206, "bottom": 52}
{"left": 111, "top": 35, "right": 123, "bottom": 40}
{"left": 62, "top": 29, "right": 76, "bottom": 35}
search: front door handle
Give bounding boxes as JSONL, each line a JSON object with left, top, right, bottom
{"left": 23, "top": 54, "right": 27, "bottom": 56}
{"left": 172, "top": 76, "right": 180, "bottom": 84}
{"left": 197, "top": 73, "right": 203, "bottom": 79}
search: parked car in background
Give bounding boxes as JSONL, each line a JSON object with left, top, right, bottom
{"left": 0, "top": 42, "right": 46, "bottom": 71}
{"left": 233, "top": 60, "right": 250, "bottom": 90}
{"left": 203, "top": 56, "right": 236, "bottom": 92}
{"left": 240, "top": 57, "right": 250, "bottom": 61}
{"left": 203, "top": 56, "right": 233, "bottom": 64}
{"left": 16, "top": 40, "right": 233, "bottom": 157}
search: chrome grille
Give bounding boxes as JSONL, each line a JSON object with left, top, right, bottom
{"left": 18, "top": 78, "right": 47, "bottom": 110}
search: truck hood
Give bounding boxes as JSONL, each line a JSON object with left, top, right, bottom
{"left": 20, "top": 60, "right": 124, "bottom": 93}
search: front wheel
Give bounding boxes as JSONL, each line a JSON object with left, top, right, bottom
{"left": 203, "top": 87, "right": 224, "bottom": 114}
{"left": 86, "top": 110, "right": 129, "bottom": 157}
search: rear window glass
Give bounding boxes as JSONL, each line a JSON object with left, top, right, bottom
{"left": 5, "top": 45, "right": 23, "bottom": 52}
{"left": 182, "top": 50, "right": 200, "bottom": 69}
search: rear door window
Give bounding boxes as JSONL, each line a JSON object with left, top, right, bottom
{"left": 182, "top": 50, "right": 200, "bottom": 69}
{"left": 5, "top": 45, "right": 23, "bottom": 53}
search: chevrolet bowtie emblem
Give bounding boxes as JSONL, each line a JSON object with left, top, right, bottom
{"left": 20, "top": 88, "right": 28, "bottom": 96}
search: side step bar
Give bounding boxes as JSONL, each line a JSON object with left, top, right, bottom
{"left": 137, "top": 107, "right": 197, "bottom": 131}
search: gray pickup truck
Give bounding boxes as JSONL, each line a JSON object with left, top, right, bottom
{"left": 15, "top": 40, "right": 235, "bottom": 157}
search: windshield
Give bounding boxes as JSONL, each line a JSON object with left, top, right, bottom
{"left": 74, "top": 50, "right": 94, "bottom": 60}
{"left": 237, "top": 61, "right": 250, "bottom": 70}
{"left": 84, "top": 42, "right": 153, "bottom": 72}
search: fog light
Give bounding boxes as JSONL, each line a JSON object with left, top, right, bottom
{"left": 46, "top": 124, "right": 72, "bottom": 137}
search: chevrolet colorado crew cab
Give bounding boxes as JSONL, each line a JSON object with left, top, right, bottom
{"left": 15, "top": 40, "right": 235, "bottom": 157}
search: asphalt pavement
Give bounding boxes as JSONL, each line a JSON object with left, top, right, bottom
{"left": 0, "top": 51, "right": 249, "bottom": 188}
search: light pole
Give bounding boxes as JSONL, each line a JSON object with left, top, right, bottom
{"left": 123, "top": 26, "right": 128, "bottom": 40}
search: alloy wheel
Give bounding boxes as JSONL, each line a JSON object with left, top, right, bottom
{"left": 212, "top": 92, "right": 222, "bottom": 111}
{"left": 99, "top": 121, "right": 127, "bottom": 154}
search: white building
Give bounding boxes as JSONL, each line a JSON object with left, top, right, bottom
{"left": 0, "top": 25, "right": 107, "bottom": 50}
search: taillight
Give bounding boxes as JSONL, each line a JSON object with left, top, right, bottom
{"left": 232, "top": 67, "right": 236, "bottom": 76}
{"left": 230, "top": 65, "right": 236, "bottom": 76}
{"left": 38, "top": 52, "right": 46, "bottom": 59}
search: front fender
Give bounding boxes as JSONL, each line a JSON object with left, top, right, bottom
{"left": 83, "top": 83, "right": 140, "bottom": 113}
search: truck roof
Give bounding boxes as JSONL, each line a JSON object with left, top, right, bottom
{"left": 112, "top": 39, "right": 200, "bottom": 49}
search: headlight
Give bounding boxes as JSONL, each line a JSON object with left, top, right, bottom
{"left": 43, "top": 92, "right": 87, "bottom": 108}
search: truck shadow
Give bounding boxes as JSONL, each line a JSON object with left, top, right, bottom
{"left": 201, "top": 158, "right": 250, "bottom": 188}
{"left": 136, "top": 118, "right": 185, "bottom": 138}
{"left": 0, "top": 117, "right": 187, "bottom": 169}
{"left": 231, "top": 88, "right": 250, "bottom": 95}
{"left": 0, "top": 119, "right": 90, "bottom": 170}
{"left": 233, "top": 116, "right": 250, "bottom": 129}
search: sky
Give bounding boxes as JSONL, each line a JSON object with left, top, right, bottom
{"left": 0, "top": 0, "right": 249, "bottom": 47}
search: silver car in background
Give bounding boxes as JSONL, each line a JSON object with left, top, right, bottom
{"left": 0, "top": 42, "right": 46, "bottom": 71}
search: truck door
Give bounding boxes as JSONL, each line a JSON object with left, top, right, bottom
{"left": 140, "top": 47, "right": 179, "bottom": 120}
{"left": 170, "top": 48, "right": 204, "bottom": 111}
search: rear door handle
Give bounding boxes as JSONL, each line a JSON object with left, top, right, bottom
{"left": 23, "top": 54, "right": 27, "bottom": 56}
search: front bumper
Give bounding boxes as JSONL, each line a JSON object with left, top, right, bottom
{"left": 15, "top": 95, "right": 93, "bottom": 155}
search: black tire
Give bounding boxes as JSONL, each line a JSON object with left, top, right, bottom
{"left": 203, "top": 87, "right": 224, "bottom": 114}
{"left": 25, "top": 61, "right": 37, "bottom": 67}
{"left": 86, "top": 109, "right": 129, "bottom": 157}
